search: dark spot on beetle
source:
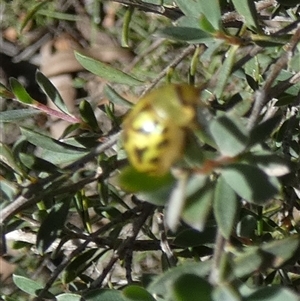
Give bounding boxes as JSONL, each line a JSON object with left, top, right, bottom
{"left": 162, "top": 127, "right": 168, "bottom": 134}
{"left": 138, "top": 103, "right": 152, "bottom": 113}
{"left": 157, "top": 138, "right": 169, "bottom": 149}
{"left": 175, "top": 85, "right": 196, "bottom": 108}
{"left": 134, "top": 147, "right": 147, "bottom": 163}
{"left": 149, "top": 156, "right": 160, "bottom": 165}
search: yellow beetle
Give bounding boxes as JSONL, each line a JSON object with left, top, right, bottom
{"left": 122, "top": 84, "right": 200, "bottom": 176}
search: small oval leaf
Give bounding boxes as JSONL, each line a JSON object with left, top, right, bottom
{"left": 12, "top": 275, "right": 53, "bottom": 298}
{"left": 10, "top": 78, "right": 36, "bottom": 105}
{"left": 20, "top": 127, "right": 87, "bottom": 154}
{"left": 231, "top": 0, "right": 262, "bottom": 33}
{"left": 175, "top": 0, "right": 221, "bottom": 29}
{"left": 123, "top": 285, "right": 156, "bottom": 301}
{"left": 221, "top": 164, "right": 279, "bottom": 204}
{"left": 0, "top": 109, "right": 40, "bottom": 122}
{"left": 209, "top": 115, "right": 248, "bottom": 156}
{"left": 173, "top": 274, "right": 212, "bottom": 301}
{"left": 182, "top": 182, "right": 214, "bottom": 231}
{"left": 36, "top": 199, "right": 71, "bottom": 254}
{"left": 104, "top": 85, "right": 133, "bottom": 108}
{"left": 83, "top": 289, "right": 124, "bottom": 301}
{"left": 159, "top": 27, "right": 212, "bottom": 43}
{"left": 214, "top": 176, "right": 239, "bottom": 239}
{"left": 75, "top": 52, "right": 144, "bottom": 86}
{"left": 245, "top": 286, "right": 300, "bottom": 301}
{"left": 0, "top": 142, "right": 25, "bottom": 176}
{"left": 56, "top": 293, "right": 81, "bottom": 301}
{"left": 36, "top": 71, "right": 71, "bottom": 115}
{"left": 79, "top": 99, "right": 100, "bottom": 131}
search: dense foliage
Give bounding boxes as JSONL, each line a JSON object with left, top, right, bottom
{"left": 0, "top": 1, "right": 300, "bottom": 300}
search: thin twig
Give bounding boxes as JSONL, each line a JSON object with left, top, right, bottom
{"left": 0, "top": 131, "right": 121, "bottom": 258}
{"left": 231, "top": 45, "right": 263, "bottom": 73}
{"left": 36, "top": 206, "right": 139, "bottom": 299}
{"left": 157, "top": 211, "right": 177, "bottom": 267}
{"left": 0, "top": 132, "right": 121, "bottom": 228}
{"left": 109, "top": 0, "right": 183, "bottom": 20}
{"left": 269, "top": 71, "right": 300, "bottom": 100}
{"left": 12, "top": 33, "right": 52, "bottom": 63}
{"left": 88, "top": 203, "right": 155, "bottom": 289}
{"left": 123, "top": 38, "right": 165, "bottom": 73}
{"left": 140, "top": 44, "right": 196, "bottom": 97}
{"left": 209, "top": 229, "right": 226, "bottom": 285}
{"left": 247, "top": 26, "right": 300, "bottom": 130}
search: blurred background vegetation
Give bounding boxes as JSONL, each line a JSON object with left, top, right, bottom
{"left": 0, "top": 0, "right": 300, "bottom": 300}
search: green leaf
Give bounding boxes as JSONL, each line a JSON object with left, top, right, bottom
{"left": 79, "top": 99, "right": 100, "bottom": 131}
{"left": 13, "top": 274, "right": 42, "bottom": 294}
{"left": 221, "top": 164, "right": 279, "bottom": 204}
{"left": 0, "top": 178, "right": 18, "bottom": 201}
{"left": 277, "top": 0, "right": 300, "bottom": 6}
{"left": 0, "top": 142, "right": 25, "bottom": 176}
{"left": 12, "top": 274, "right": 54, "bottom": 298}
{"left": 6, "top": 81, "right": 80, "bottom": 123}
{"left": 175, "top": 0, "right": 221, "bottom": 30}
{"left": 248, "top": 114, "right": 282, "bottom": 147}
{"left": 83, "top": 289, "right": 125, "bottom": 301}
{"left": 139, "top": 186, "right": 175, "bottom": 207}
{"left": 234, "top": 236, "right": 300, "bottom": 280}
{"left": 123, "top": 285, "right": 156, "bottom": 301}
{"left": 56, "top": 294, "right": 81, "bottom": 301}
{"left": 236, "top": 215, "right": 257, "bottom": 238}
{"left": 234, "top": 247, "right": 269, "bottom": 278}
{"left": 212, "top": 284, "right": 242, "bottom": 301}
{"left": 245, "top": 286, "right": 300, "bottom": 301}
{"left": 173, "top": 274, "right": 212, "bottom": 301}
{"left": 121, "top": 5, "right": 134, "bottom": 48}
{"left": 63, "top": 249, "right": 106, "bottom": 283}
{"left": 250, "top": 34, "right": 288, "bottom": 47}
{"left": 215, "top": 45, "right": 239, "bottom": 99}
{"left": 276, "top": 94, "right": 300, "bottom": 106}
{"left": 209, "top": 115, "right": 248, "bottom": 156}
{"left": 148, "top": 261, "right": 212, "bottom": 298}
{"left": 0, "top": 109, "right": 40, "bottom": 122}
{"left": 214, "top": 176, "right": 239, "bottom": 239}
{"left": 199, "top": 15, "right": 217, "bottom": 34}
{"left": 75, "top": 52, "right": 143, "bottom": 86}
{"left": 197, "top": 0, "right": 221, "bottom": 31}
{"left": 245, "top": 152, "right": 290, "bottom": 177}
{"left": 165, "top": 173, "right": 189, "bottom": 231}
{"left": 40, "top": 148, "right": 87, "bottom": 165}
{"left": 176, "top": 16, "right": 201, "bottom": 29}
{"left": 103, "top": 85, "right": 133, "bottom": 108}
{"left": 20, "top": 127, "right": 87, "bottom": 154}
{"left": 182, "top": 182, "right": 214, "bottom": 231}
{"left": 36, "top": 10, "right": 78, "bottom": 21}
{"left": 261, "top": 235, "right": 300, "bottom": 268}
{"left": 0, "top": 82, "right": 15, "bottom": 98}
{"left": 36, "top": 71, "right": 71, "bottom": 115}
{"left": 19, "top": 153, "right": 61, "bottom": 174}
{"left": 119, "top": 166, "right": 174, "bottom": 193}
{"left": 159, "top": 27, "right": 212, "bottom": 43}
{"left": 174, "top": 227, "right": 216, "bottom": 248}
{"left": 174, "top": 0, "right": 205, "bottom": 18}
{"left": 36, "top": 199, "right": 71, "bottom": 254}
{"left": 10, "top": 78, "right": 36, "bottom": 105}
{"left": 231, "top": 0, "right": 262, "bottom": 33}
{"left": 18, "top": 1, "right": 47, "bottom": 33}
